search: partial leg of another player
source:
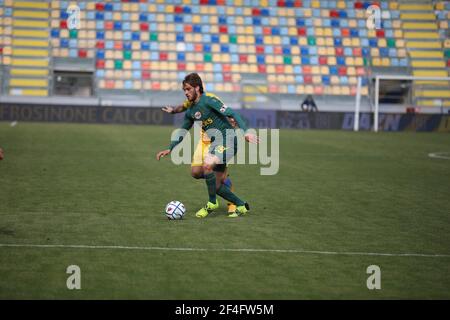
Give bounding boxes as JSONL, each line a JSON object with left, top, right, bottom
{"left": 196, "top": 153, "right": 249, "bottom": 218}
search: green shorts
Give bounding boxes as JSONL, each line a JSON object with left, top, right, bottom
{"left": 209, "top": 136, "right": 237, "bottom": 165}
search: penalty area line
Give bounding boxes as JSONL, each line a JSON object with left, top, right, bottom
{"left": 0, "top": 243, "right": 449, "bottom": 258}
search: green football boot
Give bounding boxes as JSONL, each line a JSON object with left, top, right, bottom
{"left": 227, "top": 203, "right": 250, "bottom": 218}
{"left": 195, "top": 199, "right": 219, "bottom": 218}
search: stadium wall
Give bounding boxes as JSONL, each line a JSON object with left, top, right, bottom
{"left": 1, "top": 102, "right": 449, "bottom": 132}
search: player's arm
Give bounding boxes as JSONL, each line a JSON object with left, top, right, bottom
{"left": 161, "top": 100, "right": 190, "bottom": 114}
{"left": 207, "top": 98, "right": 259, "bottom": 144}
{"left": 156, "top": 114, "right": 194, "bottom": 160}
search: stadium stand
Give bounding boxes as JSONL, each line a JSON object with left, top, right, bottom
{"left": 0, "top": 0, "right": 449, "bottom": 110}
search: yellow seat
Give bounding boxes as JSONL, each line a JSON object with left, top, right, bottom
{"left": 411, "top": 60, "right": 446, "bottom": 68}
{"left": 12, "top": 48, "right": 48, "bottom": 57}
{"left": 13, "top": 19, "right": 48, "bottom": 28}
{"left": 12, "top": 58, "right": 48, "bottom": 67}
{"left": 404, "top": 32, "right": 439, "bottom": 39}
{"left": 10, "top": 88, "right": 48, "bottom": 96}
{"left": 12, "top": 29, "right": 49, "bottom": 38}
{"left": 13, "top": 10, "right": 49, "bottom": 19}
{"left": 10, "top": 78, "right": 48, "bottom": 87}
{"left": 413, "top": 70, "right": 448, "bottom": 77}
{"left": 10, "top": 69, "right": 48, "bottom": 76}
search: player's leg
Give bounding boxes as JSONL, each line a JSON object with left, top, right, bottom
{"left": 192, "top": 138, "right": 236, "bottom": 212}
{"left": 210, "top": 143, "right": 248, "bottom": 216}
{"left": 195, "top": 153, "right": 221, "bottom": 218}
{"left": 191, "top": 138, "right": 208, "bottom": 179}
{"left": 221, "top": 167, "right": 237, "bottom": 213}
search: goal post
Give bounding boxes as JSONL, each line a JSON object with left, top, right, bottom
{"left": 371, "top": 75, "right": 450, "bottom": 132}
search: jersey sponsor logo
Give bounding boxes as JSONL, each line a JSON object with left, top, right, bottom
{"left": 215, "top": 145, "right": 229, "bottom": 154}
{"left": 202, "top": 118, "right": 213, "bottom": 126}
{"left": 220, "top": 105, "right": 228, "bottom": 113}
{"left": 194, "top": 111, "right": 202, "bottom": 119}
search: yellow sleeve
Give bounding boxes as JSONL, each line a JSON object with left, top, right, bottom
{"left": 182, "top": 100, "right": 191, "bottom": 110}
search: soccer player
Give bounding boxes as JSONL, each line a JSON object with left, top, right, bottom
{"left": 162, "top": 95, "right": 238, "bottom": 213}
{"left": 156, "top": 73, "right": 259, "bottom": 218}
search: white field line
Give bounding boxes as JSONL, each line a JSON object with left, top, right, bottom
{"left": 0, "top": 243, "right": 449, "bottom": 258}
{"left": 428, "top": 152, "right": 450, "bottom": 160}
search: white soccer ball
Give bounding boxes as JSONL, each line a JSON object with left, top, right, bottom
{"left": 165, "top": 201, "right": 186, "bottom": 220}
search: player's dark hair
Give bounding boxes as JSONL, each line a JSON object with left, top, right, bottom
{"left": 183, "top": 73, "right": 204, "bottom": 94}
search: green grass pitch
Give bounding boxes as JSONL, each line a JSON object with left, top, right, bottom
{"left": 0, "top": 122, "right": 449, "bottom": 299}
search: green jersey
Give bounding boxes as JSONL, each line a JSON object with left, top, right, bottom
{"left": 169, "top": 94, "right": 248, "bottom": 151}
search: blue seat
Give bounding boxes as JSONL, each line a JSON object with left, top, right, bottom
{"left": 51, "top": 29, "right": 60, "bottom": 38}
{"left": 123, "top": 42, "right": 132, "bottom": 50}
{"left": 295, "top": 75, "right": 304, "bottom": 84}
{"left": 214, "top": 73, "right": 223, "bottom": 82}
{"left": 337, "top": 57, "right": 346, "bottom": 65}
{"left": 193, "top": 25, "right": 202, "bottom": 33}
{"left": 380, "top": 48, "right": 389, "bottom": 57}
{"left": 257, "top": 55, "right": 265, "bottom": 64}
{"left": 301, "top": 47, "right": 309, "bottom": 55}
{"left": 177, "top": 53, "right": 186, "bottom": 61}
{"left": 296, "top": 18, "right": 305, "bottom": 27}
{"left": 141, "top": 42, "right": 149, "bottom": 50}
{"left": 261, "top": 8, "right": 270, "bottom": 16}
{"left": 362, "top": 48, "right": 370, "bottom": 56}
{"left": 113, "top": 22, "right": 122, "bottom": 30}
{"left": 211, "top": 35, "right": 220, "bottom": 43}
{"left": 122, "top": 32, "right": 131, "bottom": 41}
{"left": 301, "top": 57, "right": 310, "bottom": 65}
{"left": 131, "top": 32, "right": 139, "bottom": 41}
{"left": 69, "top": 49, "right": 77, "bottom": 58}
{"left": 344, "top": 47, "right": 353, "bottom": 56}
{"left": 294, "top": 66, "right": 302, "bottom": 74}
{"left": 139, "top": 13, "right": 148, "bottom": 22}
{"left": 331, "top": 20, "right": 340, "bottom": 27}
{"left": 255, "top": 36, "right": 264, "bottom": 45}
{"left": 322, "top": 76, "right": 330, "bottom": 85}
{"left": 176, "top": 34, "right": 184, "bottom": 42}
{"left": 290, "top": 37, "right": 298, "bottom": 45}
{"left": 329, "top": 66, "right": 338, "bottom": 75}
{"left": 124, "top": 81, "right": 133, "bottom": 90}
{"left": 105, "top": 3, "right": 113, "bottom": 11}
{"left": 132, "top": 71, "right": 141, "bottom": 80}
{"left": 174, "top": 15, "right": 183, "bottom": 23}
{"left": 334, "top": 38, "right": 342, "bottom": 46}
{"left": 96, "top": 31, "right": 105, "bottom": 40}
{"left": 350, "top": 29, "right": 359, "bottom": 37}
{"left": 253, "top": 17, "right": 261, "bottom": 26}
{"left": 220, "top": 45, "right": 229, "bottom": 53}
{"left": 369, "top": 39, "right": 378, "bottom": 47}
{"left": 95, "top": 12, "right": 104, "bottom": 20}
{"left": 60, "top": 10, "right": 68, "bottom": 19}
{"left": 96, "top": 50, "right": 105, "bottom": 59}
{"left": 219, "top": 16, "right": 227, "bottom": 24}
{"left": 283, "top": 47, "right": 291, "bottom": 55}
{"left": 60, "top": 39, "right": 69, "bottom": 48}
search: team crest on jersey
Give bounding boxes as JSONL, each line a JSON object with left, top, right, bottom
{"left": 194, "top": 111, "right": 202, "bottom": 119}
{"left": 220, "top": 105, "right": 228, "bottom": 113}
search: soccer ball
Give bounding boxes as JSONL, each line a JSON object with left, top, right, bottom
{"left": 165, "top": 201, "right": 186, "bottom": 220}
